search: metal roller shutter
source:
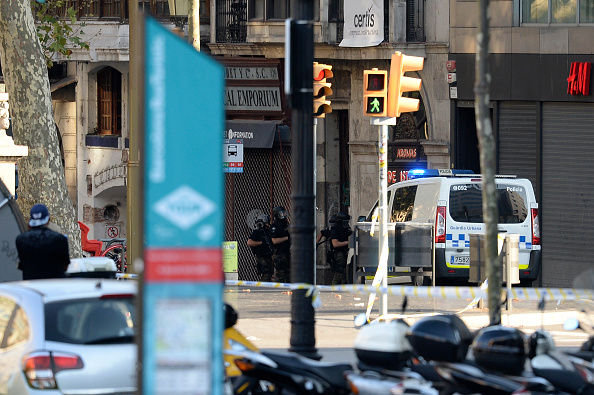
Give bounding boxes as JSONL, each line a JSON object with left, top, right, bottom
{"left": 542, "top": 102, "right": 594, "bottom": 286}
{"left": 498, "top": 102, "right": 538, "bottom": 193}
{"left": 225, "top": 147, "right": 292, "bottom": 281}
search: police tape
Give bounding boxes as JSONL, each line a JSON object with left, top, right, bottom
{"left": 114, "top": 275, "right": 594, "bottom": 308}
{"left": 224, "top": 280, "right": 594, "bottom": 309}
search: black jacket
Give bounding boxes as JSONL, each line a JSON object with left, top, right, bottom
{"left": 16, "top": 227, "right": 70, "bottom": 280}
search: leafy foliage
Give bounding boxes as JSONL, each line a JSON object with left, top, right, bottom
{"left": 32, "top": 0, "right": 90, "bottom": 67}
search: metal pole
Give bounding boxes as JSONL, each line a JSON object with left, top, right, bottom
{"left": 288, "top": 3, "right": 319, "bottom": 358}
{"left": 313, "top": 117, "right": 317, "bottom": 285}
{"left": 128, "top": 2, "right": 145, "bottom": 393}
{"left": 127, "top": 0, "right": 142, "bottom": 275}
{"left": 378, "top": 123, "right": 388, "bottom": 317}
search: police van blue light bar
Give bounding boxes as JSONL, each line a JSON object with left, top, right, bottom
{"left": 408, "top": 169, "right": 474, "bottom": 179}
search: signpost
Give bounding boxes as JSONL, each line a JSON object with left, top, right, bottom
{"left": 223, "top": 138, "right": 244, "bottom": 173}
{"left": 142, "top": 17, "right": 225, "bottom": 395}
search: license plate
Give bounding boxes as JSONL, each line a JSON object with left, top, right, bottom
{"left": 453, "top": 256, "right": 470, "bottom": 264}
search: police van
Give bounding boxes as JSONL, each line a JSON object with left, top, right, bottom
{"left": 355, "top": 169, "right": 541, "bottom": 286}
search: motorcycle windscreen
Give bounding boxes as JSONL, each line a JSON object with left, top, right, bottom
{"left": 0, "top": 179, "right": 26, "bottom": 281}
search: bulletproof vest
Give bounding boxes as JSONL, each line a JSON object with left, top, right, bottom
{"left": 270, "top": 220, "right": 290, "bottom": 251}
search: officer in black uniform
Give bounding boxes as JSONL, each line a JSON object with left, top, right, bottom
{"left": 247, "top": 214, "right": 274, "bottom": 282}
{"left": 270, "top": 206, "right": 290, "bottom": 283}
{"left": 330, "top": 211, "right": 352, "bottom": 285}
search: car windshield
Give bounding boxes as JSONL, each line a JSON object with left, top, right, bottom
{"left": 45, "top": 296, "right": 135, "bottom": 344}
{"left": 449, "top": 183, "right": 529, "bottom": 224}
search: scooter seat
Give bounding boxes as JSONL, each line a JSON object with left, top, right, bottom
{"left": 262, "top": 350, "right": 353, "bottom": 389}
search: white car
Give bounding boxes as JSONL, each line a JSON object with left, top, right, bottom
{"left": 0, "top": 278, "right": 137, "bottom": 394}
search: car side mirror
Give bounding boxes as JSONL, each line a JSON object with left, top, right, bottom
{"left": 357, "top": 216, "right": 366, "bottom": 222}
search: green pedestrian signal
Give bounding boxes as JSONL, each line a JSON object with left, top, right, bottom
{"left": 363, "top": 69, "right": 388, "bottom": 117}
{"left": 366, "top": 97, "right": 384, "bottom": 114}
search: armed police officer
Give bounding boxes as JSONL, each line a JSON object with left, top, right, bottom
{"left": 247, "top": 214, "right": 274, "bottom": 282}
{"left": 270, "top": 206, "right": 290, "bottom": 283}
{"left": 330, "top": 211, "right": 352, "bottom": 285}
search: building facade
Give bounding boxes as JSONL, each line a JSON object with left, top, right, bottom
{"left": 44, "top": 0, "right": 454, "bottom": 283}
{"left": 449, "top": 0, "right": 594, "bottom": 286}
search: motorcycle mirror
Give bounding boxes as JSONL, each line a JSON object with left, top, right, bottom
{"left": 354, "top": 313, "right": 368, "bottom": 328}
{"left": 563, "top": 318, "right": 580, "bottom": 331}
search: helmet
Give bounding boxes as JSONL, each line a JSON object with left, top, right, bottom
{"left": 273, "top": 206, "right": 289, "bottom": 220}
{"left": 528, "top": 329, "right": 555, "bottom": 359}
{"left": 354, "top": 320, "right": 413, "bottom": 371}
{"left": 255, "top": 214, "right": 270, "bottom": 229}
{"left": 336, "top": 211, "right": 351, "bottom": 222}
{"left": 406, "top": 315, "right": 473, "bottom": 363}
{"left": 329, "top": 214, "right": 337, "bottom": 225}
{"left": 224, "top": 303, "right": 238, "bottom": 330}
{"left": 472, "top": 325, "right": 526, "bottom": 375}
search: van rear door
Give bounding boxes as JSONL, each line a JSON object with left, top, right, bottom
{"left": 446, "top": 180, "right": 534, "bottom": 272}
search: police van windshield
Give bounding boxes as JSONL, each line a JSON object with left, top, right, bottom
{"left": 449, "top": 183, "right": 528, "bottom": 224}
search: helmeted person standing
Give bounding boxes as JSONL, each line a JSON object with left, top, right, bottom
{"left": 330, "top": 211, "right": 352, "bottom": 285}
{"left": 16, "top": 203, "right": 70, "bottom": 280}
{"left": 247, "top": 214, "right": 274, "bottom": 282}
{"left": 270, "top": 206, "right": 291, "bottom": 283}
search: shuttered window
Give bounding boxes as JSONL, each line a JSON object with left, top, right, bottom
{"left": 97, "top": 68, "right": 122, "bottom": 135}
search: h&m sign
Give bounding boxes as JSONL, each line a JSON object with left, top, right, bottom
{"left": 567, "top": 62, "right": 591, "bottom": 96}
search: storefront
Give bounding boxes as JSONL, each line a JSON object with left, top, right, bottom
{"left": 449, "top": 53, "right": 594, "bottom": 287}
{"left": 219, "top": 58, "right": 292, "bottom": 281}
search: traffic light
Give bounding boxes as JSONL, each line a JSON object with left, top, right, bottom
{"left": 363, "top": 68, "right": 388, "bottom": 117}
{"left": 387, "top": 51, "right": 424, "bottom": 118}
{"left": 313, "top": 62, "right": 333, "bottom": 118}
{"left": 0, "top": 100, "right": 9, "bottom": 130}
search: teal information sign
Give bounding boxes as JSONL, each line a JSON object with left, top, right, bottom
{"left": 142, "top": 17, "right": 225, "bottom": 395}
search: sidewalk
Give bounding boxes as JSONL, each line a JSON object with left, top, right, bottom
{"left": 225, "top": 286, "right": 583, "bottom": 352}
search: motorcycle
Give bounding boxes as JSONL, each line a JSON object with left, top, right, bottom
{"left": 224, "top": 303, "right": 260, "bottom": 379}
{"left": 223, "top": 303, "right": 354, "bottom": 394}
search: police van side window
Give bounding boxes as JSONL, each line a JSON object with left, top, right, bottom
{"left": 367, "top": 190, "right": 392, "bottom": 221}
{"left": 391, "top": 186, "right": 417, "bottom": 222}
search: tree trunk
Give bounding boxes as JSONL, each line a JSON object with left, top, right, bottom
{"left": 475, "top": 0, "right": 501, "bottom": 325}
{"left": 0, "top": 0, "right": 82, "bottom": 258}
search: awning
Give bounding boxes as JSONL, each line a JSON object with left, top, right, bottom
{"left": 225, "top": 120, "right": 290, "bottom": 148}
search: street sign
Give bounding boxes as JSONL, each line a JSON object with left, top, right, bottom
{"left": 142, "top": 16, "right": 225, "bottom": 395}
{"left": 223, "top": 138, "right": 244, "bottom": 173}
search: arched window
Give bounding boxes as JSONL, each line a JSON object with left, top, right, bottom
{"left": 97, "top": 67, "right": 122, "bottom": 135}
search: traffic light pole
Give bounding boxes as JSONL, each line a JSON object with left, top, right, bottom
{"left": 366, "top": 117, "right": 396, "bottom": 320}
{"left": 287, "top": 7, "right": 320, "bottom": 359}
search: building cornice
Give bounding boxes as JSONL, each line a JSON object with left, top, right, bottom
{"left": 208, "top": 42, "right": 449, "bottom": 60}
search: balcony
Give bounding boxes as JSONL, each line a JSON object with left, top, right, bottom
{"left": 214, "top": 0, "right": 425, "bottom": 44}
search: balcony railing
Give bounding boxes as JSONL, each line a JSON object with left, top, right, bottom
{"left": 215, "top": 0, "right": 424, "bottom": 44}
{"left": 45, "top": 0, "right": 170, "bottom": 21}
